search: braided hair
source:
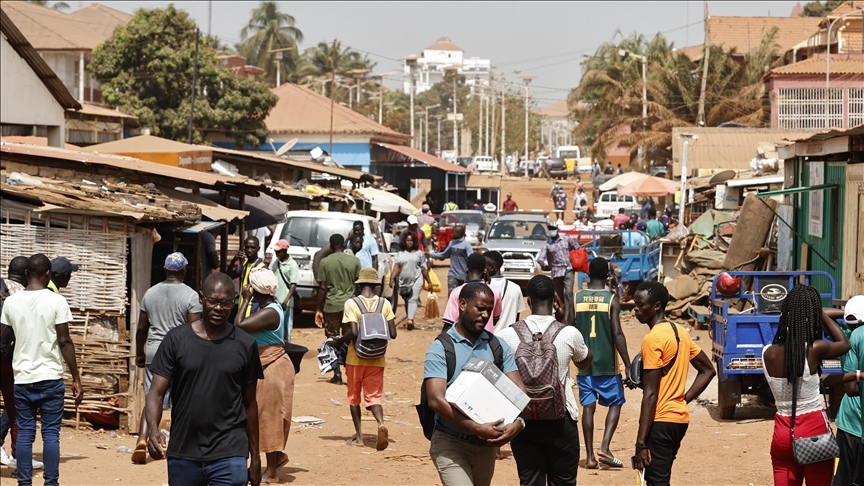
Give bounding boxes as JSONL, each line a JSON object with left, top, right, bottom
{"left": 772, "top": 285, "right": 823, "bottom": 383}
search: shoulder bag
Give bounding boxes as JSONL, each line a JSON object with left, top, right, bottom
{"left": 789, "top": 373, "right": 839, "bottom": 465}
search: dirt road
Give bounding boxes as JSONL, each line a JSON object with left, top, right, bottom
{"left": 0, "top": 263, "right": 778, "bottom": 485}
{"left": 500, "top": 175, "right": 593, "bottom": 224}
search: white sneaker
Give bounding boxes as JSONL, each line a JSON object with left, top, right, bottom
{"left": 32, "top": 458, "right": 44, "bottom": 469}
{"left": 0, "top": 447, "right": 10, "bottom": 466}
{"left": 0, "top": 452, "right": 43, "bottom": 469}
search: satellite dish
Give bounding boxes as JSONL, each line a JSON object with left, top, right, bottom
{"left": 710, "top": 170, "right": 736, "bottom": 185}
{"left": 274, "top": 138, "right": 298, "bottom": 157}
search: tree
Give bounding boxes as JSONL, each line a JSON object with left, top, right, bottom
{"left": 237, "top": 2, "right": 303, "bottom": 86}
{"left": 800, "top": 0, "right": 845, "bottom": 16}
{"left": 90, "top": 6, "right": 277, "bottom": 148}
{"left": 26, "top": 0, "right": 69, "bottom": 11}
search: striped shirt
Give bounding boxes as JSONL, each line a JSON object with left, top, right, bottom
{"left": 537, "top": 235, "right": 579, "bottom": 278}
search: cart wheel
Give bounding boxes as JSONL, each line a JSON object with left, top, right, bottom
{"left": 718, "top": 377, "right": 741, "bottom": 420}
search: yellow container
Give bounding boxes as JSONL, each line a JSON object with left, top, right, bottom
{"left": 565, "top": 159, "right": 577, "bottom": 173}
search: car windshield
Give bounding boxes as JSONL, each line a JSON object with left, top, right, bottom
{"left": 559, "top": 150, "right": 579, "bottom": 158}
{"left": 441, "top": 213, "right": 482, "bottom": 226}
{"left": 488, "top": 220, "right": 547, "bottom": 240}
{"left": 279, "top": 217, "right": 355, "bottom": 248}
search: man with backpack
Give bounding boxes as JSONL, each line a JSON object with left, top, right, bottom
{"left": 442, "top": 253, "right": 502, "bottom": 333}
{"left": 498, "top": 275, "right": 592, "bottom": 486}
{"left": 422, "top": 282, "right": 527, "bottom": 486}
{"left": 331, "top": 268, "right": 396, "bottom": 451}
{"left": 484, "top": 251, "right": 525, "bottom": 333}
{"left": 569, "top": 257, "right": 633, "bottom": 470}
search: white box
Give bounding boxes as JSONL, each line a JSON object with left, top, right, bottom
{"left": 444, "top": 358, "right": 530, "bottom": 426}
{"left": 715, "top": 184, "right": 741, "bottom": 210}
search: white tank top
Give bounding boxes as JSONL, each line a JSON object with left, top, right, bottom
{"left": 762, "top": 345, "right": 823, "bottom": 417}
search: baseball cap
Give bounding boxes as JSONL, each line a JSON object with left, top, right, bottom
{"left": 507, "top": 192, "right": 512, "bottom": 197}
{"left": 407, "top": 215, "right": 418, "bottom": 225}
{"left": 274, "top": 239, "right": 290, "bottom": 251}
{"left": 845, "top": 295, "right": 864, "bottom": 324}
{"left": 355, "top": 267, "right": 380, "bottom": 285}
{"left": 164, "top": 252, "right": 189, "bottom": 271}
{"left": 50, "top": 257, "right": 79, "bottom": 275}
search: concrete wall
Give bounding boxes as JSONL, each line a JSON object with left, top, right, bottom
{"left": 0, "top": 36, "right": 66, "bottom": 147}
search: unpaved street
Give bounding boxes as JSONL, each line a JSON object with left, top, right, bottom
{"left": 0, "top": 263, "right": 778, "bottom": 485}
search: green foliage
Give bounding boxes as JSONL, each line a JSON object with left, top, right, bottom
{"left": 570, "top": 28, "right": 782, "bottom": 167}
{"left": 800, "top": 0, "right": 845, "bottom": 17}
{"left": 90, "top": 6, "right": 277, "bottom": 148}
{"left": 293, "top": 40, "right": 377, "bottom": 98}
{"left": 237, "top": 1, "right": 303, "bottom": 86}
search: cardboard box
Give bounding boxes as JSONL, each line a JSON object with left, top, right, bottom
{"left": 715, "top": 184, "right": 741, "bottom": 210}
{"left": 444, "top": 358, "right": 530, "bottom": 425}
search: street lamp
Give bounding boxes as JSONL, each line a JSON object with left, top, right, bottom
{"left": 268, "top": 47, "right": 294, "bottom": 88}
{"left": 619, "top": 49, "right": 647, "bottom": 171}
{"left": 402, "top": 55, "right": 419, "bottom": 149}
{"left": 493, "top": 69, "right": 521, "bottom": 174}
{"left": 825, "top": 8, "right": 864, "bottom": 128}
{"left": 444, "top": 65, "right": 462, "bottom": 156}
{"left": 435, "top": 114, "right": 444, "bottom": 153}
{"left": 519, "top": 75, "right": 535, "bottom": 169}
{"left": 424, "top": 104, "right": 440, "bottom": 153}
{"left": 348, "top": 68, "right": 370, "bottom": 106}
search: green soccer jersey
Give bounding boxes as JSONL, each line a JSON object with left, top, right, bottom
{"left": 574, "top": 289, "right": 617, "bottom": 376}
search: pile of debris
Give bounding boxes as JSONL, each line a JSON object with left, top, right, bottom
{"left": 663, "top": 194, "right": 780, "bottom": 327}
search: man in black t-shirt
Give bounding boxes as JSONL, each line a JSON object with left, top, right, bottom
{"left": 145, "top": 273, "right": 264, "bottom": 486}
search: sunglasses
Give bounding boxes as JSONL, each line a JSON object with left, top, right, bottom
{"left": 203, "top": 297, "right": 234, "bottom": 308}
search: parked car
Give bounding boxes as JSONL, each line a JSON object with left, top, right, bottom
{"left": 548, "top": 157, "right": 568, "bottom": 179}
{"left": 457, "top": 156, "right": 473, "bottom": 168}
{"left": 264, "top": 211, "right": 392, "bottom": 310}
{"left": 469, "top": 156, "right": 498, "bottom": 173}
{"left": 576, "top": 157, "right": 594, "bottom": 173}
{"left": 593, "top": 191, "right": 641, "bottom": 219}
{"left": 437, "top": 210, "right": 484, "bottom": 250}
{"left": 481, "top": 214, "right": 553, "bottom": 283}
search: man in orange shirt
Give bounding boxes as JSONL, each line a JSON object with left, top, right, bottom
{"left": 632, "top": 281, "right": 715, "bottom": 486}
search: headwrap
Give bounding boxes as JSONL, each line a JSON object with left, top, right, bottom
{"left": 249, "top": 267, "right": 278, "bottom": 296}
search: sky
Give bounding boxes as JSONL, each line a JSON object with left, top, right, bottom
{"left": 75, "top": 1, "right": 801, "bottom": 107}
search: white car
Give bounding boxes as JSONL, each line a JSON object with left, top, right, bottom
{"left": 593, "top": 191, "right": 641, "bottom": 219}
{"left": 470, "top": 156, "right": 498, "bottom": 173}
{"left": 264, "top": 211, "right": 391, "bottom": 310}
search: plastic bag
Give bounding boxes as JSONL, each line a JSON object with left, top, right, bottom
{"left": 424, "top": 269, "right": 442, "bottom": 293}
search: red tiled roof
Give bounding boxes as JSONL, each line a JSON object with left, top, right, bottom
{"left": 766, "top": 56, "right": 864, "bottom": 75}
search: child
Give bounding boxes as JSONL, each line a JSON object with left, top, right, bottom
{"left": 332, "top": 268, "right": 397, "bottom": 451}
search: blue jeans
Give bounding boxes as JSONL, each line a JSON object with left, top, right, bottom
{"left": 15, "top": 379, "right": 64, "bottom": 486}
{"left": 167, "top": 456, "right": 248, "bottom": 486}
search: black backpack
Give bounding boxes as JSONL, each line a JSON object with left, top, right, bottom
{"left": 416, "top": 331, "right": 504, "bottom": 440}
{"left": 0, "top": 278, "right": 14, "bottom": 362}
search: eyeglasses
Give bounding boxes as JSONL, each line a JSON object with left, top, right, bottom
{"left": 203, "top": 297, "right": 234, "bottom": 308}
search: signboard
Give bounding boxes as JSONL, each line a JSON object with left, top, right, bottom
{"left": 808, "top": 161, "right": 824, "bottom": 238}
{"left": 446, "top": 113, "right": 464, "bottom": 121}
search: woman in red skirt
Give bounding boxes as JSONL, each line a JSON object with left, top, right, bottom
{"left": 762, "top": 285, "right": 850, "bottom": 486}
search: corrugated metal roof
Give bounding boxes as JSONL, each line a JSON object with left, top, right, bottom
{"left": 786, "top": 123, "right": 864, "bottom": 141}
{"left": 374, "top": 142, "right": 470, "bottom": 173}
{"left": 209, "top": 146, "right": 379, "bottom": 183}
{"left": 670, "top": 127, "right": 822, "bottom": 175}
{"left": 265, "top": 83, "right": 410, "bottom": 141}
{"left": 0, "top": 9, "right": 80, "bottom": 110}
{"left": 72, "top": 103, "right": 138, "bottom": 120}
{"left": 466, "top": 174, "right": 502, "bottom": 189}
{"left": 1, "top": 0, "right": 121, "bottom": 50}
{"left": 85, "top": 134, "right": 206, "bottom": 154}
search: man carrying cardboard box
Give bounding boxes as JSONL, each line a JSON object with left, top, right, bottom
{"left": 423, "top": 282, "right": 527, "bottom": 486}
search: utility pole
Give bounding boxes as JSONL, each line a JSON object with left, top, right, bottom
{"left": 520, "top": 76, "right": 535, "bottom": 168}
{"left": 436, "top": 115, "right": 443, "bottom": 152}
{"left": 329, "top": 39, "right": 337, "bottom": 158}
{"left": 490, "top": 79, "right": 497, "bottom": 160}
{"left": 478, "top": 90, "right": 484, "bottom": 155}
{"left": 452, "top": 70, "right": 458, "bottom": 155}
{"left": 403, "top": 55, "right": 418, "bottom": 149}
{"left": 677, "top": 134, "right": 695, "bottom": 225}
{"left": 500, "top": 81, "right": 506, "bottom": 169}
{"left": 696, "top": 1, "right": 710, "bottom": 127}
{"left": 188, "top": 29, "right": 200, "bottom": 144}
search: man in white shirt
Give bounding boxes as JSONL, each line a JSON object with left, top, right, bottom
{"left": 483, "top": 251, "right": 526, "bottom": 333}
{"left": 0, "top": 254, "right": 83, "bottom": 485}
{"left": 497, "top": 275, "right": 592, "bottom": 485}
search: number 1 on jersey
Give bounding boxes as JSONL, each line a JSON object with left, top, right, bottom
{"left": 590, "top": 315, "right": 596, "bottom": 338}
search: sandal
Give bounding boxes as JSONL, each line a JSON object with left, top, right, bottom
{"left": 406, "top": 320, "right": 414, "bottom": 331}
{"left": 131, "top": 444, "right": 147, "bottom": 464}
{"left": 597, "top": 451, "right": 624, "bottom": 468}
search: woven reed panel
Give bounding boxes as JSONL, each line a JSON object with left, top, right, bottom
{"left": 0, "top": 220, "right": 128, "bottom": 313}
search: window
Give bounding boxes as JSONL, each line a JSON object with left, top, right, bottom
{"left": 67, "top": 129, "right": 93, "bottom": 144}
{"left": 488, "top": 220, "right": 547, "bottom": 240}
{"left": 313, "top": 219, "right": 354, "bottom": 248}
{"left": 777, "top": 88, "right": 843, "bottom": 129}
{"left": 280, "top": 217, "right": 314, "bottom": 248}
{"left": 849, "top": 88, "right": 864, "bottom": 129}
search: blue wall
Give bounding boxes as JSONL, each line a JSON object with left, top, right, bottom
{"left": 211, "top": 141, "right": 370, "bottom": 168}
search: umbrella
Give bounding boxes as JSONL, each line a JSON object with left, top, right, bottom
{"left": 186, "top": 188, "right": 287, "bottom": 230}
{"left": 617, "top": 176, "right": 678, "bottom": 197}
{"left": 355, "top": 187, "right": 418, "bottom": 216}
{"left": 598, "top": 171, "right": 650, "bottom": 191}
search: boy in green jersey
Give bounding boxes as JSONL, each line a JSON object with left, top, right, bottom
{"left": 570, "top": 257, "right": 633, "bottom": 469}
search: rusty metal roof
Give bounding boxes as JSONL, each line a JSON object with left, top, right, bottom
{"left": 374, "top": 141, "right": 469, "bottom": 173}
{"left": 0, "top": 9, "right": 80, "bottom": 110}
{"left": 208, "top": 146, "right": 379, "bottom": 183}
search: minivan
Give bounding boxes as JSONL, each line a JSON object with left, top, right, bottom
{"left": 593, "top": 191, "right": 641, "bottom": 219}
{"left": 264, "top": 211, "right": 390, "bottom": 310}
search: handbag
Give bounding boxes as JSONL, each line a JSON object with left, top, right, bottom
{"left": 399, "top": 284, "right": 413, "bottom": 299}
{"left": 629, "top": 322, "right": 680, "bottom": 388}
{"left": 789, "top": 377, "right": 839, "bottom": 465}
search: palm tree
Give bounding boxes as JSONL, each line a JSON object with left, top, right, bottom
{"left": 238, "top": 1, "right": 304, "bottom": 85}
{"left": 26, "top": 0, "right": 70, "bottom": 11}
{"left": 294, "top": 41, "right": 377, "bottom": 101}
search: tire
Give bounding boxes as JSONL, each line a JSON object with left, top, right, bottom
{"left": 718, "top": 377, "right": 741, "bottom": 420}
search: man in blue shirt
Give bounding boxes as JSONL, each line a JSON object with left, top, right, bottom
{"left": 424, "top": 283, "right": 526, "bottom": 486}
{"left": 346, "top": 221, "right": 379, "bottom": 270}
{"left": 431, "top": 225, "right": 474, "bottom": 296}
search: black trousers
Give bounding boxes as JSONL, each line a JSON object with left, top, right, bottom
{"left": 510, "top": 415, "right": 580, "bottom": 486}
{"left": 645, "top": 421, "right": 688, "bottom": 486}
{"left": 836, "top": 428, "right": 864, "bottom": 486}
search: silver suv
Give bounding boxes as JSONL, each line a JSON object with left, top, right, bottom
{"left": 481, "top": 214, "right": 553, "bottom": 283}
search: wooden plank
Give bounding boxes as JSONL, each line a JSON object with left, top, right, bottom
{"left": 723, "top": 194, "right": 777, "bottom": 272}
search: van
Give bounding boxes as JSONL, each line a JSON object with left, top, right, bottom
{"left": 593, "top": 191, "right": 641, "bottom": 219}
{"left": 264, "top": 211, "right": 390, "bottom": 310}
{"left": 471, "top": 156, "right": 498, "bottom": 173}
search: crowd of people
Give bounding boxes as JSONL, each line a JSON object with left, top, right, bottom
{"left": 1, "top": 208, "right": 863, "bottom": 486}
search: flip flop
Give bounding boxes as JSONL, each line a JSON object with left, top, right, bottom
{"left": 584, "top": 460, "right": 599, "bottom": 469}
{"left": 275, "top": 453, "right": 289, "bottom": 470}
{"left": 131, "top": 444, "right": 147, "bottom": 465}
{"left": 597, "top": 452, "right": 624, "bottom": 468}
{"left": 376, "top": 425, "right": 389, "bottom": 451}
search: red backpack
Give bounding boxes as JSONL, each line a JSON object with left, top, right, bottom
{"left": 511, "top": 320, "right": 567, "bottom": 421}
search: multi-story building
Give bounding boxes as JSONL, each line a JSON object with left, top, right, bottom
{"left": 403, "top": 37, "right": 491, "bottom": 94}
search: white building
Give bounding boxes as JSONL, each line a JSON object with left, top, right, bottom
{"left": 403, "top": 37, "right": 491, "bottom": 94}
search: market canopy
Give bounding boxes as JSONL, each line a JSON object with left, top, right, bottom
{"left": 179, "top": 188, "right": 287, "bottom": 230}
{"left": 617, "top": 176, "right": 678, "bottom": 197}
{"left": 598, "top": 171, "right": 650, "bottom": 191}
{"left": 355, "top": 187, "right": 418, "bottom": 216}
